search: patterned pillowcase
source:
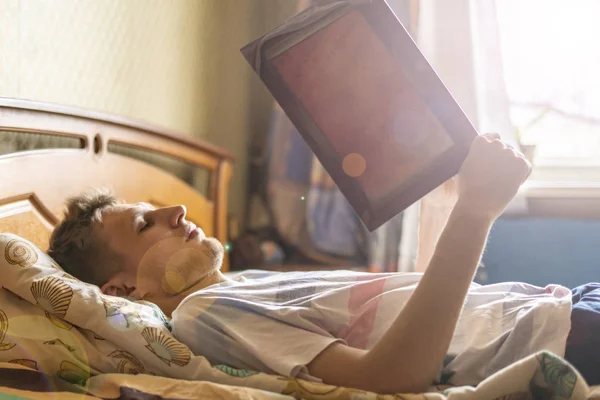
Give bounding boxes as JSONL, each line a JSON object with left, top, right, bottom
{"left": 0, "top": 233, "right": 268, "bottom": 388}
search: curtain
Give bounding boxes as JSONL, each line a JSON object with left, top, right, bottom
{"left": 469, "top": 0, "right": 528, "bottom": 214}
{"left": 415, "top": 0, "right": 528, "bottom": 213}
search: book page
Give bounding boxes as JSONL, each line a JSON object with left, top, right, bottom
{"left": 272, "top": 10, "right": 454, "bottom": 203}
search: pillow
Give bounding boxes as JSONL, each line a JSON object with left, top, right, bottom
{"left": 0, "top": 233, "right": 288, "bottom": 394}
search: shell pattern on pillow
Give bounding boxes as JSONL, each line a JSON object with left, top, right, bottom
{"left": 0, "top": 233, "right": 287, "bottom": 394}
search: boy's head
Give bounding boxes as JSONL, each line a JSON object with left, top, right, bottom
{"left": 48, "top": 189, "right": 224, "bottom": 313}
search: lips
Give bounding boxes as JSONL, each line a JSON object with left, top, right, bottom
{"left": 185, "top": 223, "right": 204, "bottom": 241}
{"left": 188, "top": 228, "right": 199, "bottom": 240}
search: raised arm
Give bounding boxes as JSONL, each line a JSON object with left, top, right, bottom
{"left": 415, "top": 174, "right": 459, "bottom": 272}
{"left": 308, "top": 134, "right": 531, "bottom": 394}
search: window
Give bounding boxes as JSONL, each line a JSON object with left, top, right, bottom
{"left": 496, "top": 0, "right": 600, "bottom": 166}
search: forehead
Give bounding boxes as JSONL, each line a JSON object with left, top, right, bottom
{"left": 106, "top": 202, "right": 153, "bottom": 214}
{"left": 101, "top": 202, "right": 153, "bottom": 226}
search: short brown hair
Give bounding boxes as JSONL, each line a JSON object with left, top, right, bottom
{"left": 48, "top": 189, "right": 123, "bottom": 287}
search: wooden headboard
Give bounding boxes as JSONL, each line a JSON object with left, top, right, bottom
{"left": 0, "top": 98, "right": 234, "bottom": 271}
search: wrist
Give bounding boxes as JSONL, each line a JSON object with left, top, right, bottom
{"left": 451, "top": 200, "right": 499, "bottom": 225}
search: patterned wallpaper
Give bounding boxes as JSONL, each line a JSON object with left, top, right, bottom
{"left": 0, "top": 0, "right": 299, "bottom": 223}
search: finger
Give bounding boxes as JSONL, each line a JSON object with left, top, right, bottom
{"left": 500, "top": 149, "right": 528, "bottom": 180}
{"left": 523, "top": 159, "right": 533, "bottom": 183}
{"left": 482, "top": 132, "right": 502, "bottom": 141}
{"left": 479, "top": 134, "right": 508, "bottom": 149}
{"left": 514, "top": 157, "right": 532, "bottom": 184}
{"left": 506, "top": 145, "right": 530, "bottom": 165}
{"left": 508, "top": 147, "right": 522, "bottom": 159}
{"left": 489, "top": 138, "right": 506, "bottom": 150}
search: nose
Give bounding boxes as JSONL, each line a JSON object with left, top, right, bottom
{"left": 166, "top": 205, "right": 186, "bottom": 228}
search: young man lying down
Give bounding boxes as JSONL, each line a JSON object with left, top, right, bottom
{"left": 48, "top": 133, "right": 599, "bottom": 393}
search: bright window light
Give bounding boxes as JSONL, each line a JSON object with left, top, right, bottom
{"left": 496, "top": 0, "right": 600, "bottom": 164}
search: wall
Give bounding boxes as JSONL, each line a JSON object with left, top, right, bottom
{"left": 0, "top": 0, "right": 298, "bottom": 223}
{"left": 480, "top": 217, "right": 600, "bottom": 288}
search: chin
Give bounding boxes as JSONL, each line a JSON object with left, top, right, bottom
{"left": 161, "top": 239, "right": 224, "bottom": 295}
{"left": 187, "top": 237, "right": 224, "bottom": 266}
{"left": 203, "top": 237, "right": 224, "bottom": 268}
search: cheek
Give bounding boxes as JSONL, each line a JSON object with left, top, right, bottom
{"left": 161, "top": 247, "right": 214, "bottom": 295}
{"left": 135, "top": 238, "right": 179, "bottom": 292}
{"left": 129, "top": 232, "right": 168, "bottom": 269}
{"left": 136, "top": 238, "right": 216, "bottom": 296}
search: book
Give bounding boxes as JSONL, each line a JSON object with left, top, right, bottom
{"left": 241, "top": 0, "right": 478, "bottom": 231}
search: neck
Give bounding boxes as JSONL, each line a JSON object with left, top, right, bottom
{"left": 195, "top": 269, "right": 229, "bottom": 290}
{"left": 160, "top": 268, "right": 229, "bottom": 317}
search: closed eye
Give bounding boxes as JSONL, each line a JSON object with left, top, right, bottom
{"left": 138, "top": 214, "right": 154, "bottom": 233}
{"left": 139, "top": 218, "right": 153, "bottom": 233}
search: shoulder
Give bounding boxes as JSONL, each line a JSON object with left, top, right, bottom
{"left": 172, "top": 295, "right": 211, "bottom": 319}
{"left": 225, "top": 269, "right": 282, "bottom": 281}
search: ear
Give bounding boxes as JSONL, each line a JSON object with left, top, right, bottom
{"left": 101, "top": 274, "right": 137, "bottom": 298}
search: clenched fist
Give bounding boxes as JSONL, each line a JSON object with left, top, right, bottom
{"left": 456, "top": 133, "right": 532, "bottom": 220}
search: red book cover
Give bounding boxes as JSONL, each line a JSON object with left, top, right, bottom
{"left": 242, "top": 0, "right": 478, "bottom": 231}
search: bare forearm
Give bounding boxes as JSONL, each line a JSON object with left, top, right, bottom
{"left": 415, "top": 200, "right": 454, "bottom": 272}
{"left": 362, "top": 205, "right": 493, "bottom": 392}
{"left": 415, "top": 180, "right": 459, "bottom": 272}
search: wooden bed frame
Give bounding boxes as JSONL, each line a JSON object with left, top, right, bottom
{"left": 0, "top": 97, "right": 234, "bottom": 271}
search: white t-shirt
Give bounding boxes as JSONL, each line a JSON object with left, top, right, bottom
{"left": 171, "top": 270, "right": 572, "bottom": 385}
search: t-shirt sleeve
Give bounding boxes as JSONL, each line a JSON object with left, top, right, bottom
{"left": 172, "top": 296, "right": 343, "bottom": 379}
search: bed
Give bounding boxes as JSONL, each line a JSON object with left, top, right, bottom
{"left": 0, "top": 97, "right": 597, "bottom": 400}
{"left": 0, "top": 97, "right": 233, "bottom": 270}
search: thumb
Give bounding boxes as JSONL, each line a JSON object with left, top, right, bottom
{"left": 481, "top": 132, "right": 502, "bottom": 141}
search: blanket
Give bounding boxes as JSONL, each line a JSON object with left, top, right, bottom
{"left": 0, "top": 352, "right": 596, "bottom": 400}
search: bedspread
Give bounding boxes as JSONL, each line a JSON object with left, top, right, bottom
{"left": 0, "top": 351, "right": 597, "bottom": 400}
